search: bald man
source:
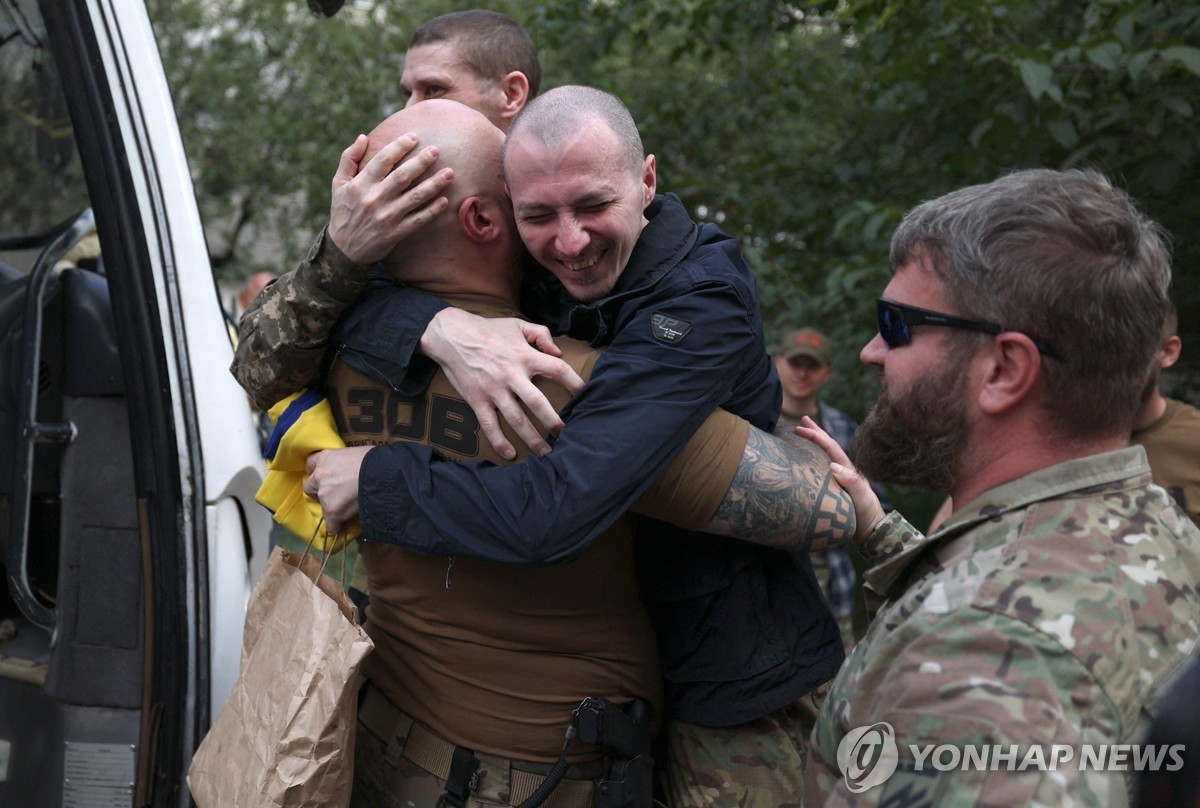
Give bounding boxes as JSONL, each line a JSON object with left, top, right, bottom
{"left": 231, "top": 11, "right": 567, "bottom": 424}
{"left": 303, "top": 100, "right": 852, "bottom": 808}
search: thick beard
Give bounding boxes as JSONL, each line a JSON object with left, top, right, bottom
{"left": 852, "top": 357, "right": 972, "bottom": 493}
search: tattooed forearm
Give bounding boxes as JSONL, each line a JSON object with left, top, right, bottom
{"left": 704, "top": 426, "right": 856, "bottom": 551}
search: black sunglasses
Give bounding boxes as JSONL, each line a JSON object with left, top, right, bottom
{"left": 875, "top": 299, "right": 1061, "bottom": 360}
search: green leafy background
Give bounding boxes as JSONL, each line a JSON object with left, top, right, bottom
{"left": 148, "top": 0, "right": 1200, "bottom": 525}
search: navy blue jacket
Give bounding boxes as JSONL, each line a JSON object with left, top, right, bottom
{"left": 341, "top": 193, "right": 843, "bottom": 726}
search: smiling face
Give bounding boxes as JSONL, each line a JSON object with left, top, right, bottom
{"left": 776, "top": 354, "right": 833, "bottom": 407}
{"left": 504, "top": 120, "right": 655, "bottom": 302}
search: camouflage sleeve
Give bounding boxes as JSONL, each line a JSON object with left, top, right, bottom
{"left": 230, "top": 227, "right": 372, "bottom": 410}
{"left": 806, "top": 610, "right": 1119, "bottom": 807}
{"left": 858, "top": 511, "right": 925, "bottom": 593}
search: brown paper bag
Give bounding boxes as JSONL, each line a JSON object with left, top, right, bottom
{"left": 188, "top": 546, "right": 374, "bottom": 807}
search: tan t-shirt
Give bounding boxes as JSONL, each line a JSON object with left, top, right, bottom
{"left": 324, "top": 293, "right": 748, "bottom": 764}
{"left": 1132, "top": 396, "right": 1200, "bottom": 528}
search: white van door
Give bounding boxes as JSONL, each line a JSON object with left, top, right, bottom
{"left": 0, "top": 1, "right": 271, "bottom": 806}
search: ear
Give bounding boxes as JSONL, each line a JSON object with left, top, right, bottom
{"left": 458, "top": 196, "right": 502, "bottom": 243}
{"left": 1160, "top": 335, "right": 1183, "bottom": 370}
{"left": 641, "top": 154, "right": 657, "bottom": 209}
{"left": 976, "top": 333, "right": 1042, "bottom": 416}
{"left": 496, "top": 71, "right": 530, "bottom": 127}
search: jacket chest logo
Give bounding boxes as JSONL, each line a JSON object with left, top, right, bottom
{"left": 651, "top": 312, "right": 693, "bottom": 344}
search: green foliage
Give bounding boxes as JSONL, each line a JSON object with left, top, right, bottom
{"left": 147, "top": 0, "right": 417, "bottom": 275}
{"left": 147, "top": 0, "right": 1200, "bottom": 396}
{"left": 822, "top": 0, "right": 1200, "bottom": 385}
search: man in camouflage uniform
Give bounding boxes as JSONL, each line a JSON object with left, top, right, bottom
{"left": 798, "top": 168, "right": 1200, "bottom": 805}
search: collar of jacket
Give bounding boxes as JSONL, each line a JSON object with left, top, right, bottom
{"left": 863, "top": 445, "right": 1153, "bottom": 598}
{"left": 531, "top": 193, "right": 700, "bottom": 346}
{"left": 330, "top": 270, "right": 443, "bottom": 392}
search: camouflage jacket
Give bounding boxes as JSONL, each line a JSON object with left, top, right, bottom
{"left": 230, "top": 228, "right": 371, "bottom": 411}
{"left": 805, "top": 446, "right": 1200, "bottom": 806}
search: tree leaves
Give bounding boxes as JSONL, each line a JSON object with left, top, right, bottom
{"left": 1160, "top": 45, "right": 1200, "bottom": 77}
{"left": 1016, "top": 58, "right": 1062, "bottom": 104}
{"left": 146, "top": 0, "right": 1200, "bottom": 391}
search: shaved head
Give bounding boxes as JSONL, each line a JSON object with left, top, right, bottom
{"left": 504, "top": 85, "right": 644, "bottom": 183}
{"left": 363, "top": 99, "right": 520, "bottom": 298}
{"left": 366, "top": 99, "right": 507, "bottom": 214}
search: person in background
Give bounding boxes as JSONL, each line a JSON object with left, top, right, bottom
{"left": 772, "top": 326, "right": 890, "bottom": 650}
{"left": 1131, "top": 298, "right": 1200, "bottom": 527}
{"left": 799, "top": 168, "right": 1200, "bottom": 805}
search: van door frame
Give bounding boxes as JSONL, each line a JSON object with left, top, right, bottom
{"left": 40, "top": 1, "right": 210, "bottom": 804}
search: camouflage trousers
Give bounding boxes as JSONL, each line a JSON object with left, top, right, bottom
{"left": 659, "top": 684, "right": 829, "bottom": 808}
{"left": 351, "top": 685, "right": 604, "bottom": 808}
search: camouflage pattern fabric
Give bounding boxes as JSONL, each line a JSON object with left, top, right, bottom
{"left": 352, "top": 728, "right": 450, "bottom": 808}
{"left": 806, "top": 446, "right": 1200, "bottom": 806}
{"left": 231, "top": 227, "right": 370, "bottom": 411}
{"left": 661, "top": 691, "right": 828, "bottom": 807}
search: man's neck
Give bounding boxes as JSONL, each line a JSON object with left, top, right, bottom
{"left": 780, "top": 396, "right": 820, "bottom": 420}
{"left": 950, "top": 425, "right": 1128, "bottom": 509}
{"left": 1132, "top": 390, "right": 1168, "bottom": 432}
{"left": 387, "top": 246, "right": 520, "bottom": 307}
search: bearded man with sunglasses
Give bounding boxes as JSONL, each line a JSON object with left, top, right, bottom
{"left": 798, "top": 168, "right": 1200, "bottom": 806}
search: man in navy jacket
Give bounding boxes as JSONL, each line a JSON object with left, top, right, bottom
{"left": 244, "top": 86, "right": 843, "bottom": 805}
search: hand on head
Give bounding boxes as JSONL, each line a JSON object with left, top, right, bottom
{"left": 327, "top": 131, "right": 454, "bottom": 265}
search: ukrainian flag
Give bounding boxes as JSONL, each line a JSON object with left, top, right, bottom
{"left": 256, "top": 389, "right": 362, "bottom": 553}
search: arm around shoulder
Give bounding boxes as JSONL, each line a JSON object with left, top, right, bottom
{"left": 230, "top": 227, "right": 371, "bottom": 410}
{"left": 699, "top": 422, "right": 856, "bottom": 551}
